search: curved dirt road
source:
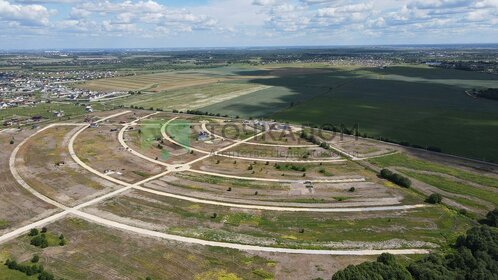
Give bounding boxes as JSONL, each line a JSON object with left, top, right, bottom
{"left": 0, "top": 111, "right": 431, "bottom": 256}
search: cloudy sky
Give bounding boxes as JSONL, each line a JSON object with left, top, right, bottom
{"left": 0, "top": 0, "right": 497, "bottom": 49}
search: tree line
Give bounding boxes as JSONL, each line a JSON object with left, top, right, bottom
{"left": 333, "top": 225, "right": 498, "bottom": 280}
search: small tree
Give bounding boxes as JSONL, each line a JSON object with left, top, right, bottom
{"left": 349, "top": 187, "right": 356, "bottom": 192}
{"left": 29, "top": 228, "right": 39, "bottom": 236}
{"left": 426, "top": 193, "right": 443, "bottom": 204}
{"left": 31, "top": 255, "right": 39, "bottom": 263}
{"left": 41, "top": 227, "right": 47, "bottom": 233}
{"left": 485, "top": 208, "right": 498, "bottom": 227}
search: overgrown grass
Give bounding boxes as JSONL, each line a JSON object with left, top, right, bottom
{"left": 369, "top": 153, "right": 498, "bottom": 188}
{"left": 401, "top": 171, "right": 498, "bottom": 206}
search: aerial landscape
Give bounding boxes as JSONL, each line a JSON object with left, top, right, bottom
{"left": 1, "top": 0, "right": 498, "bottom": 280}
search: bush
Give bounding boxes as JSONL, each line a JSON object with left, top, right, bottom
{"left": 333, "top": 226, "right": 498, "bottom": 280}
{"left": 332, "top": 253, "right": 412, "bottom": 280}
{"left": 483, "top": 208, "right": 498, "bottom": 227}
{"left": 379, "top": 169, "right": 411, "bottom": 188}
{"left": 425, "top": 193, "right": 443, "bottom": 204}
{"left": 31, "top": 255, "right": 40, "bottom": 263}
{"left": 29, "top": 228, "right": 39, "bottom": 236}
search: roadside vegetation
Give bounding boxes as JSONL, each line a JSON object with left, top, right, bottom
{"left": 332, "top": 226, "right": 498, "bottom": 280}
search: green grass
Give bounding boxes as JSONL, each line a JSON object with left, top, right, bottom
{"left": 0, "top": 265, "right": 36, "bottom": 280}
{"left": 111, "top": 82, "right": 257, "bottom": 111}
{"left": 401, "top": 171, "right": 498, "bottom": 206}
{"left": 0, "top": 220, "right": 9, "bottom": 230}
{"left": 0, "top": 218, "right": 274, "bottom": 280}
{"left": 0, "top": 102, "right": 104, "bottom": 122}
{"left": 200, "top": 65, "right": 498, "bottom": 162}
{"left": 102, "top": 193, "right": 471, "bottom": 248}
{"left": 369, "top": 153, "right": 498, "bottom": 188}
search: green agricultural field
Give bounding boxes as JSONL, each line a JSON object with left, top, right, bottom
{"left": 201, "top": 65, "right": 498, "bottom": 162}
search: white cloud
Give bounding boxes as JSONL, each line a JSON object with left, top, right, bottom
{"left": 0, "top": 0, "right": 50, "bottom": 26}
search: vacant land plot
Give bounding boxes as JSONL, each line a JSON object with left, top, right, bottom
{"left": 74, "top": 124, "right": 166, "bottom": 183}
{"left": 114, "top": 82, "right": 269, "bottom": 111}
{"left": 0, "top": 128, "right": 57, "bottom": 234}
{"left": 221, "top": 144, "right": 339, "bottom": 161}
{"left": 90, "top": 189, "right": 470, "bottom": 250}
{"left": 77, "top": 71, "right": 226, "bottom": 92}
{"left": 369, "top": 153, "right": 498, "bottom": 213}
{"left": 16, "top": 126, "right": 121, "bottom": 206}
{"left": 0, "top": 103, "right": 101, "bottom": 123}
{"left": 0, "top": 217, "right": 276, "bottom": 280}
{"left": 144, "top": 171, "right": 404, "bottom": 207}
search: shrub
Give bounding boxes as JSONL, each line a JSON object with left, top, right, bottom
{"left": 379, "top": 169, "right": 411, "bottom": 188}
{"left": 426, "top": 193, "right": 443, "bottom": 204}
{"left": 31, "top": 255, "right": 40, "bottom": 263}
{"left": 483, "top": 208, "right": 498, "bottom": 227}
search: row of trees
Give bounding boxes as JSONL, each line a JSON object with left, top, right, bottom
{"left": 333, "top": 225, "right": 498, "bottom": 280}
{"left": 4, "top": 258, "right": 55, "bottom": 280}
{"left": 379, "top": 169, "right": 412, "bottom": 188}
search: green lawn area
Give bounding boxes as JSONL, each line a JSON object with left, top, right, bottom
{"left": 368, "top": 153, "right": 498, "bottom": 188}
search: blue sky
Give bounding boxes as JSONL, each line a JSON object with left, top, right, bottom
{"left": 0, "top": 0, "right": 497, "bottom": 49}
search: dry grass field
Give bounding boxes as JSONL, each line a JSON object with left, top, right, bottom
{"left": 78, "top": 72, "right": 229, "bottom": 92}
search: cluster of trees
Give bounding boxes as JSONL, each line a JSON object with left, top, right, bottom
{"left": 474, "top": 88, "right": 498, "bottom": 101}
{"left": 29, "top": 227, "right": 67, "bottom": 248}
{"left": 29, "top": 228, "right": 48, "bottom": 248}
{"left": 274, "top": 163, "right": 306, "bottom": 172}
{"left": 379, "top": 169, "right": 411, "bottom": 188}
{"left": 482, "top": 208, "right": 498, "bottom": 227}
{"left": 333, "top": 226, "right": 498, "bottom": 280}
{"left": 4, "top": 259, "right": 45, "bottom": 277}
{"left": 300, "top": 130, "right": 322, "bottom": 146}
{"left": 174, "top": 109, "right": 231, "bottom": 118}
{"left": 129, "top": 105, "right": 164, "bottom": 112}
{"left": 4, "top": 257, "right": 56, "bottom": 279}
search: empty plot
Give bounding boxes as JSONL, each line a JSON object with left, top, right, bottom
{"left": 16, "top": 126, "right": 121, "bottom": 206}
{"left": 78, "top": 72, "right": 227, "bottom": 93}
{"left": 0, "top": 217, "right": 275, "bottom": 280}
{"left": 114, "top": 82, "right": 263, "bottom": 111}
{"left": 0, "top": 129, "right": 57, "bottom": 233}
{"left": 88, "top": 189, "right": 468, "bottom": 250}
{"left": 74, "top": 124, "right": 166, "bottom": 183}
